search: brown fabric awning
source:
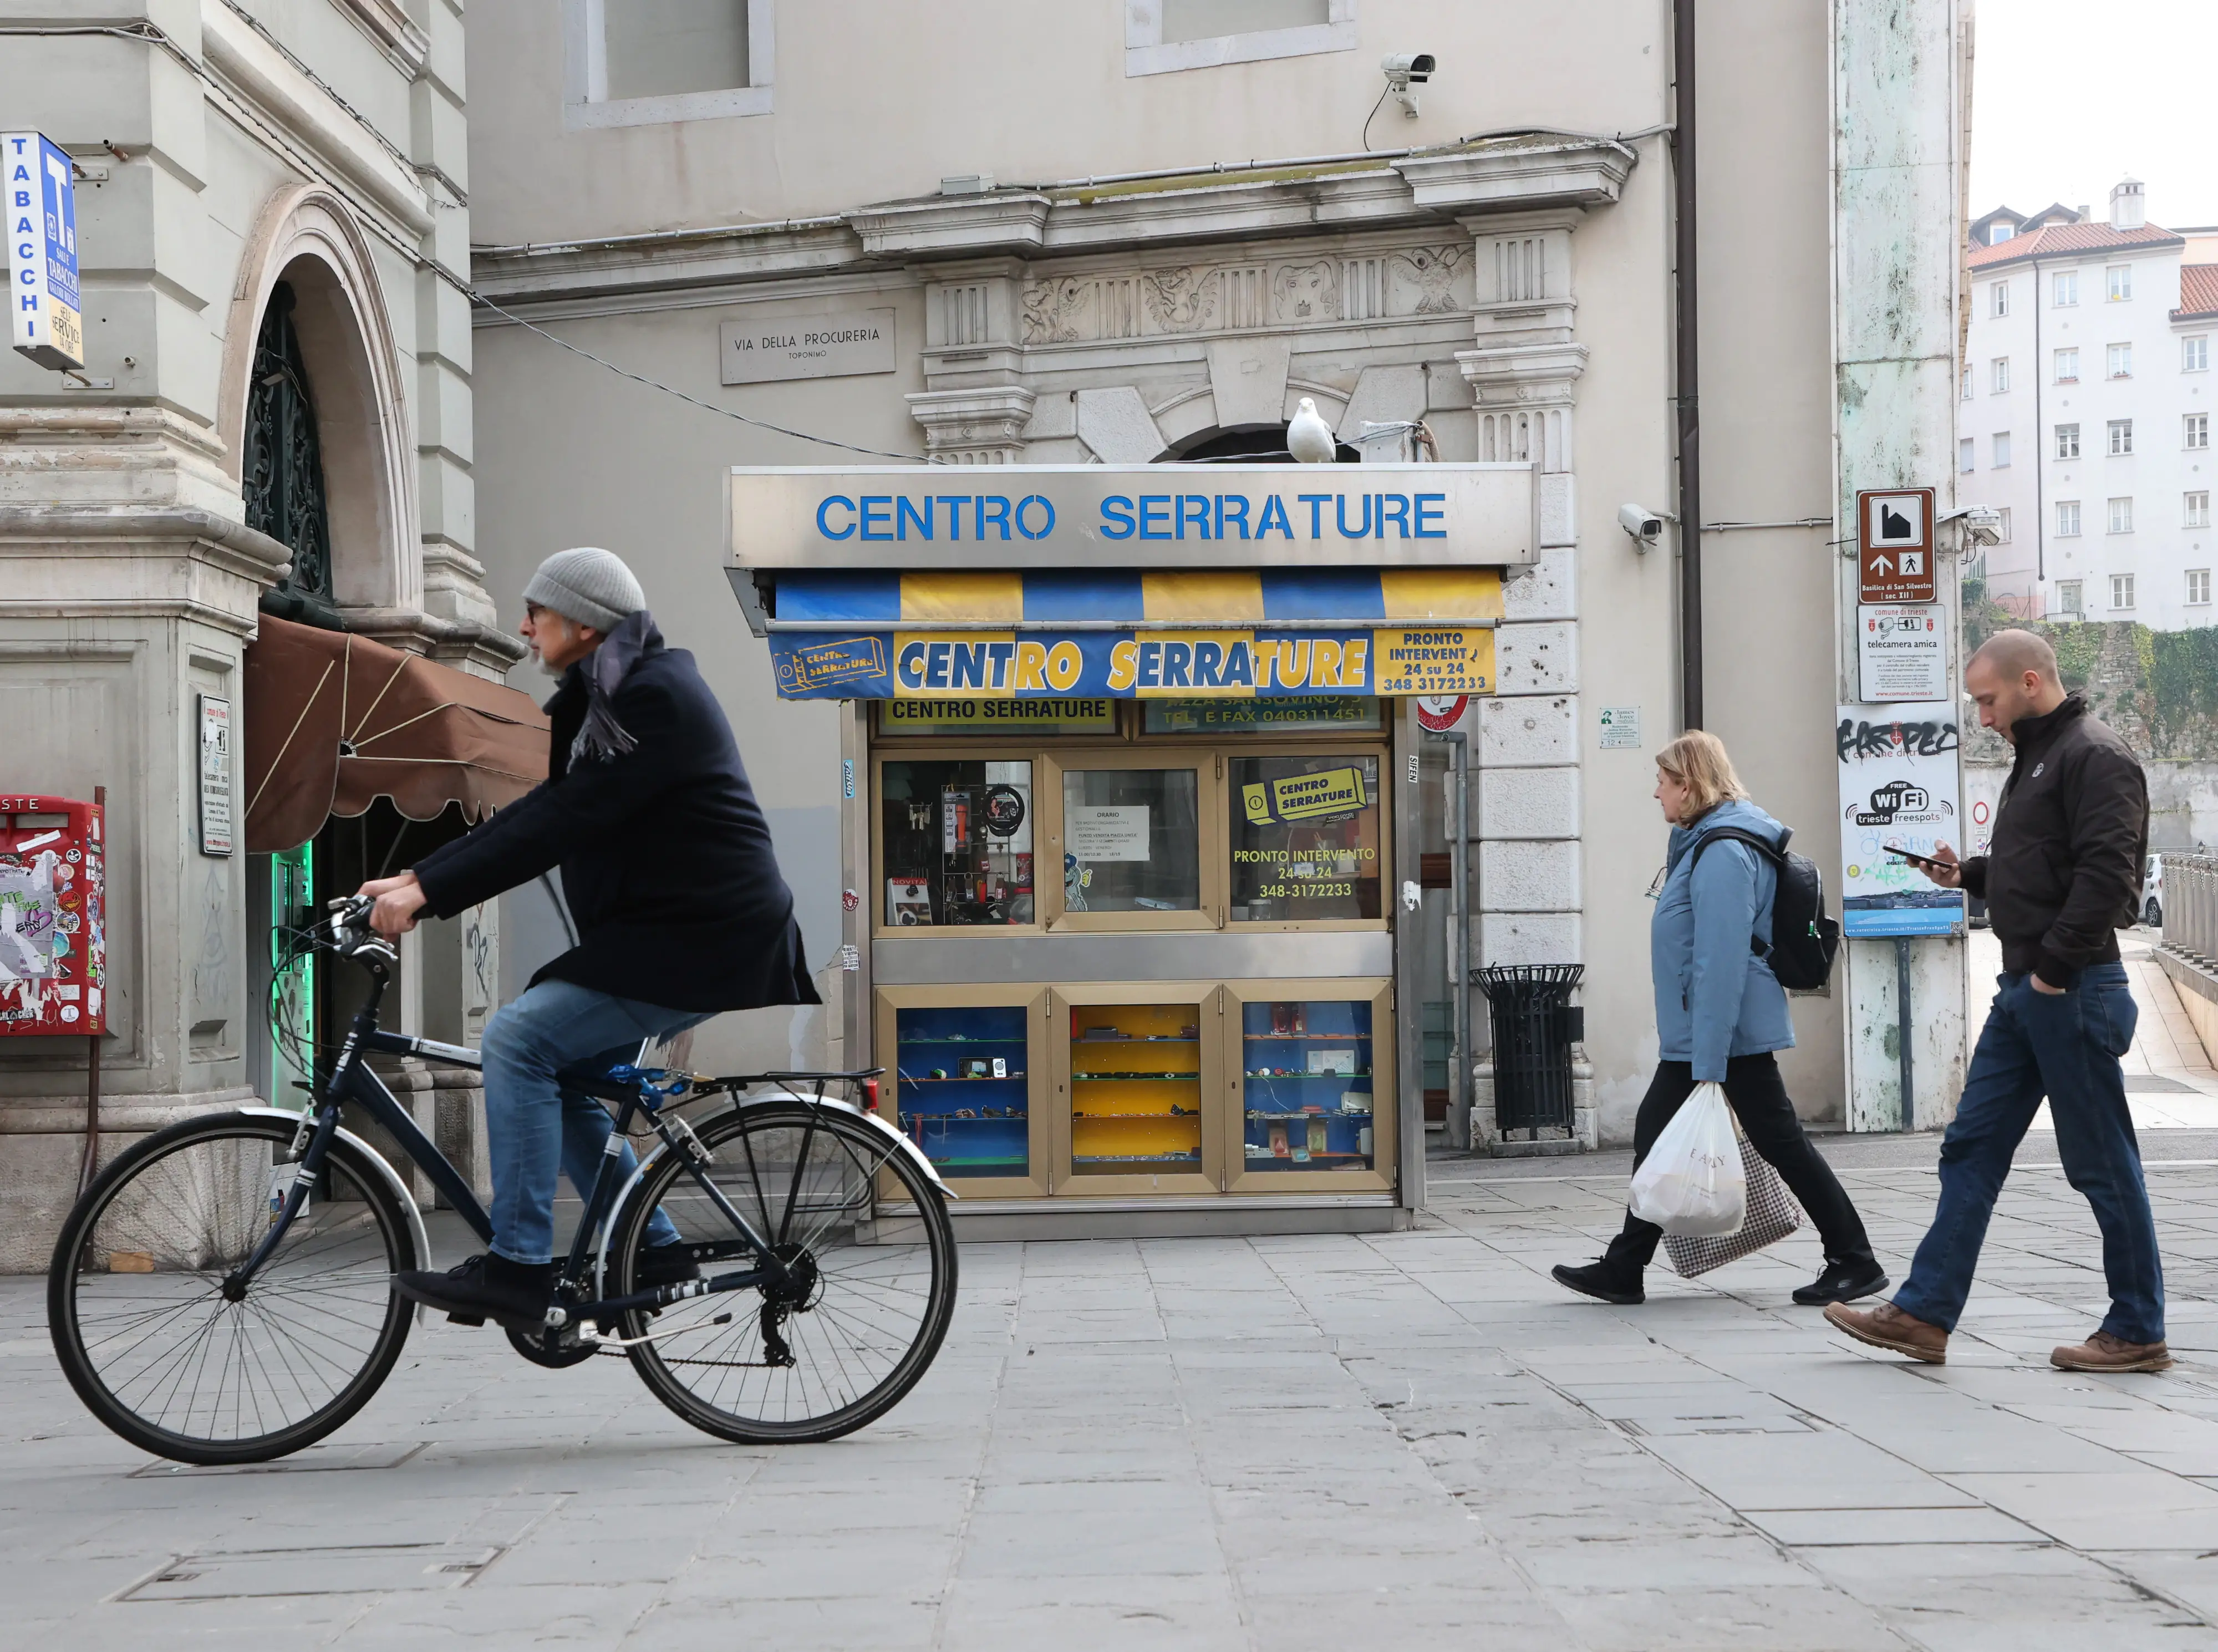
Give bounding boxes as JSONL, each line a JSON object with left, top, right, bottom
{"left": 242, "top": 614, "right": 551, "bottom": 855}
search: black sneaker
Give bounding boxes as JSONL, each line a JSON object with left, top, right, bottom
{"left": 1793, "top": 1259, "right": 1890, "bottom": 1306}
{"left": 634, "top": 1241, "right": 701, "bottom": 1289}
{"left": 1551, "top": 1260, "right": 1645, "bottom": 1305}
{"left": 394, "top": 1253, "right": 556, "bottom": 1333}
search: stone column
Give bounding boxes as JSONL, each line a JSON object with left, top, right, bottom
{"left": 1458, "top": 212, "right": 1595, "bottom": 1153}
{"left": 908, "top": 258, "right": 1036, "bottom": 464}
{"left": 0, "top": 410, "right": 291, "bottom": 1269}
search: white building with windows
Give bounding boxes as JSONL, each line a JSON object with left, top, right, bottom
{"left": 462, "top": 0, "right": 1972, "bottom": 1190}
{"left": 1963, "top": 181, "right": 2218, "bottom": 629}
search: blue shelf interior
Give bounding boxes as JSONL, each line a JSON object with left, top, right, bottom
{"left": 1242, "top": 1000, "right": 1375, "bottom": 1170}
{"left": 898, "top": 1005, "right": 1029, "bottom": 1175}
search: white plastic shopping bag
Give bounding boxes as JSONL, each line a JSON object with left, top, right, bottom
{"left": 1627, "top": 1081, "right": 1747, "bottom": 1237}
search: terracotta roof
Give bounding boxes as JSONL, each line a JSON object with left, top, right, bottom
{"left": 1968, "top": 220, "right": 2184, "bottom": 270}
{"left": 2176, "top": 263, "right": 2218, "bottom": 321}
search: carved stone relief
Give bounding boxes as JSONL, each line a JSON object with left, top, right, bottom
{"left": 1020, "top": 244, "right": 1471, "bottom": 344}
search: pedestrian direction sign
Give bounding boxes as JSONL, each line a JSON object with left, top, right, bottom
{"left": 1856, "top": 487, "right": 1936, "bottom": 604}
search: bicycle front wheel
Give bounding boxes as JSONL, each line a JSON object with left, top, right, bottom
{"left": 608, "top": 1099, "right": 957, "bottom": 1443}
{"left": 48, "top": 1112, "right": 415, "bottom": 1465}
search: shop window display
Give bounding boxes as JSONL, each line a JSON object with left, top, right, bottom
{"left": 881, "top": 761, "right": 1032, "bottom": 926}
{"left": 1060, "top": 768, "right": 1199, "bottom": 913}
{"left": 1069, "top": 1002, "right": 1203, "bottom": 1173}
{"left": 1229, "top": 755, "right": 1382, "bottom": 921}
{"left": 1242, "top": 1000, "right": 1375, "bottom": 1171}
{"left": 896, "top": 1005, "right": 1030, "bottom": 1177}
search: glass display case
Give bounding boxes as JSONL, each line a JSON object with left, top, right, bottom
{"left": 1065, "top": 999, "right": 1207, "bottom": 1178}
{"left": 1059, "top": 766, "right": 1200, "bottom": 917}
{"left": 894, "top": 1004, "right": 1031, "bottom": 1178}
{"left": 879, "top": 759, "right": 1034, "bottom": 927}
{"left": 1229, "top": 754, "right": 1383, "bottom": 922}
{"left": 873, "top": 987, "right": 1047, "bottom": 1195}
{"left": 1239, "top": 999, "right": 1376, "bottom": 1172}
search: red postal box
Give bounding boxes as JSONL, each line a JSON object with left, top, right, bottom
{"left": 0, "top": 794, "right": 106, "bottom": 1035}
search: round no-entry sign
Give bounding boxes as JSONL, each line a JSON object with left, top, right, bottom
{"left": 1415, "top": 695, "right": 1469, "bottom": 733}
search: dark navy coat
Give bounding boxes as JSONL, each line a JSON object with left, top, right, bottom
{"left": 414, "top": 633, "right": 818, "bottom": 1014}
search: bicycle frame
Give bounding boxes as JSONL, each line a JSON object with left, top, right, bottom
{"left": 234, "top": 926, "right": 910, "bottom": 1340}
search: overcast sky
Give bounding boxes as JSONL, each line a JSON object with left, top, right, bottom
{"left": 1971, "top": 0, "right": 2218, "bottom": 228}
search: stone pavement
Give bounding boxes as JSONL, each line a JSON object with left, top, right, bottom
{"left": 15, "top": 1150, "right": 2218, "bottom": 1651}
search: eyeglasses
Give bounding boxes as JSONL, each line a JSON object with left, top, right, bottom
{"left": 1645, "top": 864, "right": 1669, "bottom": 900}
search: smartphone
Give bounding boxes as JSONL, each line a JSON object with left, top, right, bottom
{"left": 1884, "top": 845, "right": 1949, "bottom": 872}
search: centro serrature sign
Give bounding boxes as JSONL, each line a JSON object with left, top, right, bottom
{"left": 726, "top": 464, "right": 1539, "bottom": 570}
{"left": 720, "top": 308, "right": 896, "bottom": 385}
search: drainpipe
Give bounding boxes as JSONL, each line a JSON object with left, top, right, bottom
{"left": 1672, "top": 0, "right": 1703, "bottom": 728}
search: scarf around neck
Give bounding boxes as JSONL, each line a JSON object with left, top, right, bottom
{"left": 569, "top": 609, "right": 659, "bottom": 764}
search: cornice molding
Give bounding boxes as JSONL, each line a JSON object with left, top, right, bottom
{"left": 332, "top": 0, "right": 430, "bottom": 77}
{"left": 471, "top": 135, "right": 1640, "bottom": 309}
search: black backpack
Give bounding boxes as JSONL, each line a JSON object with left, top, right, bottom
{"left": 1688, "top": 826, "right": 1841, "bottom": 990}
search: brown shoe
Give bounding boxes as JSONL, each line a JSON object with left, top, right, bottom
{"left": 2051, "top": 1331, "right": 2173, "bottom": 1373}
{"left": 1824, "top": 1300, "right": 1948, "bottom": 1364}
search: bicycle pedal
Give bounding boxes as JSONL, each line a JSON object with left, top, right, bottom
{"left": 446, "top": 1311, "right": 486, "bottom": 1327}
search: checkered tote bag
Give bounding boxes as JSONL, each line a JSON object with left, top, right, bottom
{"left": 1664, "top": 1136, "right": 1803, "bottom": 1278}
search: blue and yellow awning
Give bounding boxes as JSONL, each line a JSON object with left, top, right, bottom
{"left": 765, "top": 568, "right": 1500, "bottom": 700}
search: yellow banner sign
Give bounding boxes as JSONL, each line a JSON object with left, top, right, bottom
{"left": 1242, "top": 765, "right": 1371, "bottom": 826}
{"left": 1370, "top": 627, "right": 1495, "bottom": 696}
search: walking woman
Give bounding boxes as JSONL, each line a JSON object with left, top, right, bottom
{"left": 1552, "top": 731, "right": 1888, "bottom": 1307}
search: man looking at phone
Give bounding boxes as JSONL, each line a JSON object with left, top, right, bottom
{"left": 1828, "top": 629, "right": 2164, "bottom": 1370}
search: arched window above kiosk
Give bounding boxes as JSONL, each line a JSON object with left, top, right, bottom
{"left": 245, "top": 281, "right": 340, "bottom": 629}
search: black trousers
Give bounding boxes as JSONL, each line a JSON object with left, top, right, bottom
{"left": 1605, "top": 1055, "right": 1876, "bottom": 1273}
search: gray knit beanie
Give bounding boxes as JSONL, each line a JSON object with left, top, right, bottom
{"left": 522, "top": 546, "right": 645, "bottom": 632}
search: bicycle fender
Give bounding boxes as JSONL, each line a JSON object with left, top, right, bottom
{"left": 240, "top": 1107, "right": 434, "bottom": 1323}
{"left": 747, "top": 1091, "right": 958, "bottom": 1201}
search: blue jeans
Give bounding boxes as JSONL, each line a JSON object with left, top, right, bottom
{"left": 479, "top": 979, "right": 710, "bottom": 1266}
{"left": 1893, "top": 963, "right": 2164, "bottom": 1344}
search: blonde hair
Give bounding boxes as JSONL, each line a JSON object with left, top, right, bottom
{"left": 1655, "top": 729, "right": 1748, "bottom": 821}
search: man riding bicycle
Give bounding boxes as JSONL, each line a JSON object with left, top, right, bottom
{"left": 360, "top": 546, "right": 819, "bottom": 1331}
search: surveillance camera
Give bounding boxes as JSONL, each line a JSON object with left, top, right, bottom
{"left": 1381, "top": 52, "right": 1435, "bottom": 116}
{"left": 1946, "top": 504, "right": 2005, "bottom": 547}
{"left": 1619, "top": 503, "right": 1665, "bottom": 548}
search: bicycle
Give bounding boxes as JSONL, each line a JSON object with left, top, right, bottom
{"left": 47, "top": 897, "right": 959, "bottom": 1465}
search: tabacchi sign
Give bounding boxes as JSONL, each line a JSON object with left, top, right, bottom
{"left": 5, "top": 132, "right": 82, "bottom": 371}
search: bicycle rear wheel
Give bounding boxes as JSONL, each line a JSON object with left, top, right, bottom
{"left": 48, "top": 1112, "right": 415, "bottom": 1465}
{"left": 608, "top": 1099, "right": 957, "bottom": 1443}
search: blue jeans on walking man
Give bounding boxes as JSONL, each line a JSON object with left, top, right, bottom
{"left": 479, "top": 979, "right": 710, "bottom": 1267}
{"left": 1891, "top": 962, "right": 2165, "bottom": 1345}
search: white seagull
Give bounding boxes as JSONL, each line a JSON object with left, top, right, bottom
{"left": 1286, "top": 397, "right": 1337, "bottom": 464}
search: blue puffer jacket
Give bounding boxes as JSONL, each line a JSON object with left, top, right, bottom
{"left": 1651, "top": 799, "right": 1797, "bottom": 1081}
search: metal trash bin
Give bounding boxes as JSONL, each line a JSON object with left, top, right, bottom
{"left": 1472, "top": 964, "right": 1585, "bottom": 1135}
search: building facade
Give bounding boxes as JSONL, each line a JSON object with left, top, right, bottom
{"left": 461, "top": 0, "right": 1970, "bottom": 1213}
{"left": 0, "top": 3, "right": 513, "bottom": 1268}
{"left": 1964, "top": 182, "right": 2218, "bottom": 631}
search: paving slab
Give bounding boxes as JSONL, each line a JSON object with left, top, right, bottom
{"left": 15, "top": 1155, "right": 2218, "bottom": 1645}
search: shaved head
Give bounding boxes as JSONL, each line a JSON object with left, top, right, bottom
{"left": 1964, "top": 628, "right": 2067, "bottom": 743}
{"left": 1969, "top": 628, "right": 2061, "bottom": 686}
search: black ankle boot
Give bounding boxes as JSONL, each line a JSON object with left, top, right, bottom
{"left": 1551, "top": 1259, "right": 1645, "bottom": 1305}
{"left": 394, "top": 1253, "right": 556, "bottom": 1331}
{"left": 1793, "top": 1259, "right": 1890, "bottom": 1306}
